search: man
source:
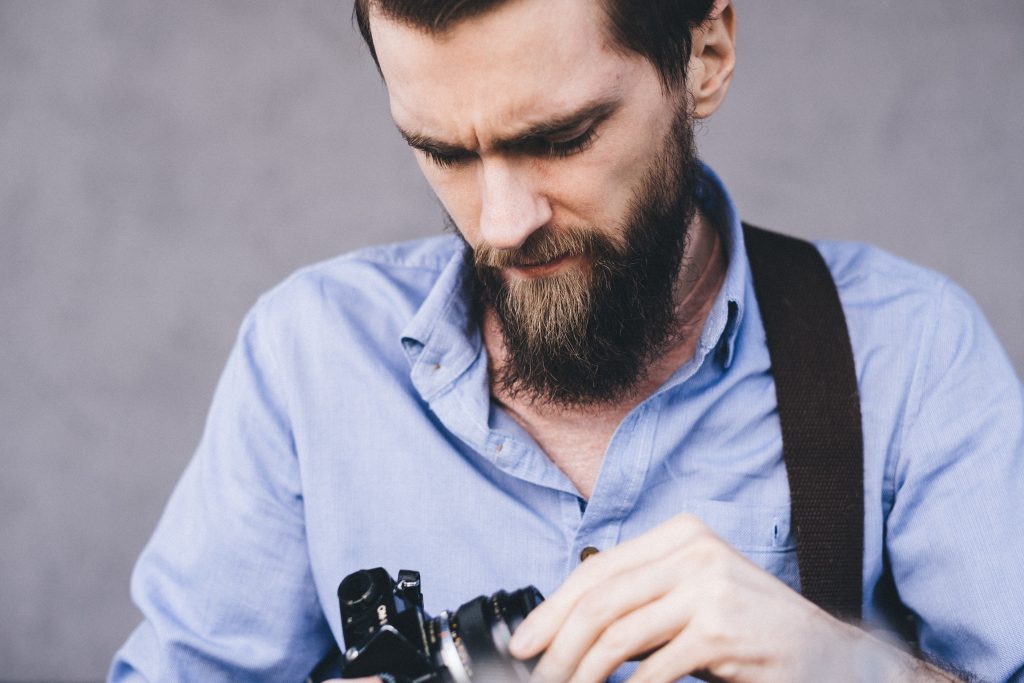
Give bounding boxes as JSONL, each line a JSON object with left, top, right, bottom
{"left": 110, "top": 1, "right": 1024, "bottom": 681}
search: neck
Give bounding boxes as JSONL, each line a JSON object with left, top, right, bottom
{"left": 483, "top": 209, "right": 728, "bottom": 415}
{"left": 663, "top": 208, "right": 728, "bottom": 363}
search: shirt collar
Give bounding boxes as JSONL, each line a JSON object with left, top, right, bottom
{"left": 694, "top": 162, "right": 746, "bottom": 369}
{"left": 399, "top": 240, "right": 483, "bottom": 401}
{"left": 398, "top": 162, "right": 749, "bottom": 399}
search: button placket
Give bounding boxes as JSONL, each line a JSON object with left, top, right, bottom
{"left": 568, "top": 404, "right": 657, "bottom": 573}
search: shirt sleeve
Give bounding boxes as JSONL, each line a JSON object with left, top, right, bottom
{"left": 108, "top": 299, "right": 335, "bottom": 682}
{"left": 887, "top": 279, "right": 1024, "bottom": 682}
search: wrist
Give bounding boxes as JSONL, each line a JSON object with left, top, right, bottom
{"left": 848, "top": 630, "right": 962, "bottom": 683}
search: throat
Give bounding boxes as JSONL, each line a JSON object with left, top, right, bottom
{"left": 494, "top": 397, "right": 626, "bottom": 500}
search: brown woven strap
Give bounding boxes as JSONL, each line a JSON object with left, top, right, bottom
{"left": 743, "top": 223, "right": 864, "bottom": 620}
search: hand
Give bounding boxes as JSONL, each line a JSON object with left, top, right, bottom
{"left": 507, "top": 513, "right": 874, "bottom": 683}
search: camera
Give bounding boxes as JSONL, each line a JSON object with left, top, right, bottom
{"left": 337, "top": 567, "right": 543, "bottom": 683}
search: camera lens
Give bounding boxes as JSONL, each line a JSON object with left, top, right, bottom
{"left": 432, "top": 586, "right": 543, "bottom": 683}
{"left": 496, "top": 587, "right": 544, "bottom": 636}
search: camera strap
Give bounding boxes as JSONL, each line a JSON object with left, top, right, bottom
{"left": 743, "top": 223, "right": 864, "bottom": 620}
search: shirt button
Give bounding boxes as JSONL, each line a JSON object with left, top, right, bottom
{"left": 579, "top": 546, "right": 599, "bottom": 562}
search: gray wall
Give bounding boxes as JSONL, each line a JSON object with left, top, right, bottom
{"left": 1, "top": 2, "right": 1021, "bottom": 680}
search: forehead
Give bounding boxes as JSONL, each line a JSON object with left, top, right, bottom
{"left": 369, "top": 0, "right": 644, "bottom": 146}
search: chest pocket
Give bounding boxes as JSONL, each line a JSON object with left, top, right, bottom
{"left": 687, "top": 499, "right": 800, "bottom": 592}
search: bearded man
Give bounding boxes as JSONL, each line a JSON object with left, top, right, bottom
{"left": 110, "top": 1, "right": 1024, "bottom": 682}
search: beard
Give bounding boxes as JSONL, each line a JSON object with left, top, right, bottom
{"left": 462, "top": 103, "right": 701, "bottom": 409}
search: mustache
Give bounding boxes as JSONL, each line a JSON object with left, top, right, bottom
{"left": 473, "top": 225, "right": 611, "bottom": 270}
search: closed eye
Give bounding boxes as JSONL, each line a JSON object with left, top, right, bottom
{"left": 421, "top": 128, "right": 599, "bottom": 169}
{"left": 538, "top": 127, "right": 598, "bottom": 159}
{"left": 422, "top": 148, "right": 474, "bottom": 169}
{"left": 402, "top": 95, "right": 619, "bottom": 170}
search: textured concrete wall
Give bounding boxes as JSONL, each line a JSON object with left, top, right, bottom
{"left": 1, "top": 1, "right": 1021, "bottom": 680}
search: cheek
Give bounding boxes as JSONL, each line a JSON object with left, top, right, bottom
{"left": 546, "top": 140, "right": 652, "bottom": 228}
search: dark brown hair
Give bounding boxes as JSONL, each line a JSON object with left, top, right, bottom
{"left": 353, "top": 0, "right": 717, "bottom": 89}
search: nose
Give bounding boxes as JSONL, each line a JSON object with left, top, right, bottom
{"left": 477, "top": 158, "right": 552, "bottom": 251}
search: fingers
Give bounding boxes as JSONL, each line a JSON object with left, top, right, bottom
{"left": 566, "top": 587, "right": 697, "bottom": 683}
{"left": 511, "top": 514, "right": 708, "bottom": 658}
{"left": 529, "top": 555, "right": 693, "bottom": 682}
{"left": 513, "top": 511, "right": 854, "bottom": 683}
{"left": 626, "top": 628, "right": 709, "bottom": 683}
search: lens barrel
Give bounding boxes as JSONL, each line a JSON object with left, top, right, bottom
{"left": 434, "top": 587, "right": 543, "bottom": 682}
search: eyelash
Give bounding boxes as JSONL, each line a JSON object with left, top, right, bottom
{"left": 423, "top": 150, "right": 467, "bottom": 169}
{"left": 422, "top": 128, "right": 598, "bottom": 169}
{"left": 545, "top": 128, "right": 598, "bottom": 158}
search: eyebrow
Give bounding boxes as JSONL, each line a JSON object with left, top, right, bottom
{"left": 396, "top": 95, "right": 622, "bottom": 158}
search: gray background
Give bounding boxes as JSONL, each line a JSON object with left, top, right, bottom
{"left": 1, "top": 1, "right": 1022, "bottom": 680}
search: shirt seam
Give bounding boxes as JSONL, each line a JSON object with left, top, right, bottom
{"left": 338, "top": 238, "right": 461, "bottom": 273}
{"left": 258, "top": 240, "right": 461, "bottom": 309}
{"left": 248, "top": 295, "right": 306, "bottom": 523}
{"left": 889, "top": 276, "right": 950, "bottom": 501}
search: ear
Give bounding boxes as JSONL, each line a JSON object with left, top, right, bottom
{"left": 689, "top": 1, "right": 736, "bottom": 119}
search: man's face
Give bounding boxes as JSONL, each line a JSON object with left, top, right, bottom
{"left": 371, "top": 0, "right": 702, "bottom": 407}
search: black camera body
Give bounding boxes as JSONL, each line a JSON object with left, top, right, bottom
{"left": 337, "top": 567, "right": 543, "bottom": 683}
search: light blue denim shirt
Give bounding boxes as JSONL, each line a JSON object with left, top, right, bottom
{"left": 110, "top": 166, "right": 1024, "bottom": 682}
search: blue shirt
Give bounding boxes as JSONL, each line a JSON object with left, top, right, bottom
{"left": 110, "top": 166, "right": 1024, "bottom": 682}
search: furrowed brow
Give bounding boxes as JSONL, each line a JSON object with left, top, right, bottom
{"left": 494, "top": 96, "right": 621, "bottom": 151}
{"left": 396, "top": 95, "right": 622, "bottom": 158}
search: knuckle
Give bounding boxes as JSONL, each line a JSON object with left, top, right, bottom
{"left": 671, "top": 512, "right": 703, "bottom": 533}
{"left": 596, "top": 621, "right": 634, "bottom": 657}
{"left": 684, "top": 531, "right": 722, "bottom": 564}
{"left": 711, "top": 659, "right": 742, "bottom": 681}
{"left": 572, "top": 587, "right": 614, "bottom": 623}
{"left": 698, "top": 612, "right": 733, "bottom": 650}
